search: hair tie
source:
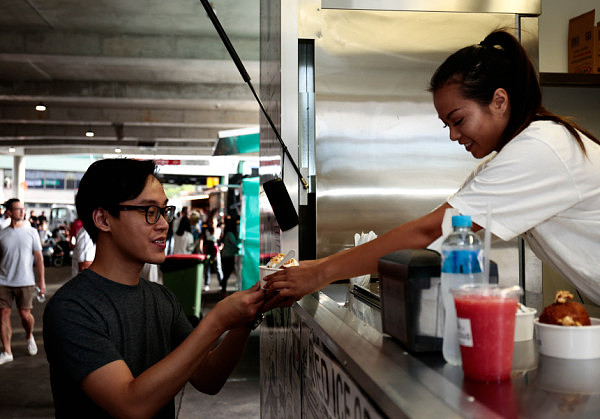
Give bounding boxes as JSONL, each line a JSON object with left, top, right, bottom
{"left": 479, "top": 41, "right": 503, "bottom": 52}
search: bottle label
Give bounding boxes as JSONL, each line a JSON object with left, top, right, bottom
{"left": 457, "top": 317, "right": 473, "bottom": 347}
{"left": 441, "top": 250, "right": 482, "bottom": 274}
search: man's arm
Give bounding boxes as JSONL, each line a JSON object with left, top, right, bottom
{"left": 189, "top": 326, "right": 251, "bottom": 394}
{"left": 80, "top": 286, "right": 264, "bottom": 419}
{"left": 33, "top": 250, "right": 45, "bottom": 295}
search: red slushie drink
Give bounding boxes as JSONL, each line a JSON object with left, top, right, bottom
{"left": 452, "top": 285, "right": 521, "bottom": 382}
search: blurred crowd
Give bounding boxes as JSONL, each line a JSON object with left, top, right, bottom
{"left": 20, "top": 208, "right": 78, "bottom": 269}
{"left": 0, "top": 207, "right": 68, "bottom": 269}
{"left": 167, "top": 207, "right": 240, "bottom": 294}
{"left": 0, "top": 204, "right": 241, "bottom": 294}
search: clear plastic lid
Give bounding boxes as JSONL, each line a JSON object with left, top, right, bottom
{"left": 451, "top": 284, "right": 522, "bottom": 299}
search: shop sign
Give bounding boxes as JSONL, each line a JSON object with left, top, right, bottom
{"left": 309, "top": 346, "right": 382, "bottom": 419}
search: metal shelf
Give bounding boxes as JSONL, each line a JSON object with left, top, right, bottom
{"left": 540, "top": 72, "right": 600, "bottom": 87}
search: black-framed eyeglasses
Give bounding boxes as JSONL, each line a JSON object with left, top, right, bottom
{"left": 118, "top": 205, "right": 176, "bottom": 225}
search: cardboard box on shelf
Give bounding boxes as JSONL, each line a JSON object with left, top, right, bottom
{"left": 568, "top": 10, "right": 599, "bottom": 74}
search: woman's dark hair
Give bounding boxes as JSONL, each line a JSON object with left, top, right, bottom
{"left": 75, "top": 159, "right": 157, "bottom": 242}
{"left": 429, "top": 29, "right": 599, "bottom": 153}
{"left": 224, "top": 216, "right": 238, "bottom": 238}
{"left": 175, "top": 214, "right": 191, "bottom": 236}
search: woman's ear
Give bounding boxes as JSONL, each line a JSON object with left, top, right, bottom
{"left": 490, "top": 88, "right": 509, "bottom": 116}
{"left": 92, "top": 208, "right": 111, "bottom": 233}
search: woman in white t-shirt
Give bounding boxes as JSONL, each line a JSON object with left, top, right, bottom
{"left": 264, "top": 30, "right": 600, "bottom": 305}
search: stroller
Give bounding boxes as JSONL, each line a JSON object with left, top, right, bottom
{"left": 42, "top": 238, "right": 55, "bottom": 267}
{"left": 44, "top": 226, "right": 72, "bottom": 267}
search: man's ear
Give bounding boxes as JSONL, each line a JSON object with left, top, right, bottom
{"left": 490, "top": 88, "right": 509, "bottom": 116}
{"left": 92, "top": 208, "right": 111, "bottom": 233}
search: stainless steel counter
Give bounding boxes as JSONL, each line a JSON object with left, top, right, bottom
{"left": 260, "top": 283, "right": 600, "bottom": 418}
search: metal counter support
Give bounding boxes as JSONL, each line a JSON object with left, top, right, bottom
{"left": 260, "top": 285, "right": 497, "bottom": 418}
{"left": 260, "top": 284, "right": 600, "bottom": 418}
{"left": 297, "top": 293, "right": 498, "bottom": 417}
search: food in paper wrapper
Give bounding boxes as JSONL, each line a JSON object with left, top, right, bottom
{"left": 260, "top": 253, "right": 299, "bottom": 289}
{"left": 539, "top": 290, "right": 590, "bottom": 326}
{"left": 266, "top": 253, "right": 299, "bottom": 268}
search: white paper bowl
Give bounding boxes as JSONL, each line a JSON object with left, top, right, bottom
{"left": 259, "top": 266, "right": 281, "bottom": 289}
{"left": 514, "top": 306, "right": 536, "bottom": 341}
{"left": 534, "top": 317, "right": 600, "bottom": 359}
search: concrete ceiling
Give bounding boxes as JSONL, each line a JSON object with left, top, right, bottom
{"left": 0, "top": 0, "right": 260, "bottom": 157}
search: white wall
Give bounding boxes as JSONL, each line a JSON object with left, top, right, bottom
{"left": 540, "top": 0, "right": 600, "bottom": 72}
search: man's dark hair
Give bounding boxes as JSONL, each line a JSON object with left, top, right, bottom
{"left": 4, "top": 198, "right": 20, "bottom": 211}
{"left": 75, "top": 159, "right": 157, "bottom": 243}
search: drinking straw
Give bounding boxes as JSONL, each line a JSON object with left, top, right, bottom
{"left": 483, "top": 202, "right": 492, "bottom": 284}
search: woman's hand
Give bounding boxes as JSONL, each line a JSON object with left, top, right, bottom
{"left": 262, "top": 260, "right": 325, "bottom": 301}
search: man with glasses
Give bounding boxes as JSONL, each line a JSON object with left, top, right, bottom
{"left": 43, "top": 159, "right": 275, "bottom": 418}
{"left": 0, "top": 198, "right": 46, "bottom": 365}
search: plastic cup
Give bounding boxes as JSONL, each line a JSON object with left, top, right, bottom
{"left": 258, "top": 266, "right": 281, "bottom": 289}
{"left": 451, "top": 284, "right": 522, "bottom": 381}
{"left": 514, "top": 306, "right": 536, "bottom": 342}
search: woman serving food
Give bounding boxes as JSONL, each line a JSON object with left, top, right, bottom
{"left": 264, "top": 29, "right": 600, "bottom": 305}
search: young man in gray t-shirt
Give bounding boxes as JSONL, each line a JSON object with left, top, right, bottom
{"left": 44, "top": 159, "right": 283, "bottom": 418}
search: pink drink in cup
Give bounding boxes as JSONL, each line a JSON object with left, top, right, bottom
{"left": 452, "top": 284, "right": 522, "bottom": 381}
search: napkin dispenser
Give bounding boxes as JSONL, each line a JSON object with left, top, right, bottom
{"left": 378, "top": 249, "right": 498, "bottom": 353}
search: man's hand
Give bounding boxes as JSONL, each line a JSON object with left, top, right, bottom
{"left": 38, "top": 282, "right": 46, "bottom": 296}
{"left": 33, "top": 250, "right": 45, "bottom": 294}
{"left": 262, "top": 288, "right": 296, "bottom": 311}
{"left": 212, "top": 283, "right": 265, "bottom": 330}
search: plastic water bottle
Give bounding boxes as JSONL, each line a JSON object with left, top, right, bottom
{"left": 441, "top": 215, "right": 483, "bottom": 365}
{"left": 35, "top": 286, "right": 46, "bottom": 303}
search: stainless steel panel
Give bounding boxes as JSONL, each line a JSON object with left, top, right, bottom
{"left": 321, "top": 0, "right": 541, "bottom": 14}
{"left": 312, "top": 9, "right": 519, "bottom": 257}
{"left": 520, "top": 16, "right": 539, "bottom": 71}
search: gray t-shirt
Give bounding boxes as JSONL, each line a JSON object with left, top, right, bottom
{"left": 43, "top": 269, "right": 194, "bottom": 418}
{"left": 0, "top": 224, "right": 42, "bottom": 286}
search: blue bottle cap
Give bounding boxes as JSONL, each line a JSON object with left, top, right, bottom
{"left": 452, "top": 215, "right": 472, "bottom": 227}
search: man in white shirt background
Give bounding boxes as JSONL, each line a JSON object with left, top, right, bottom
{"left": 0, "top": 198, "right": 46, "bottom": 365}
{"left": 71, "top": 227, "right": 95, "bottom": 277}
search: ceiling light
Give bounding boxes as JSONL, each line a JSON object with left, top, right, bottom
{"left": 35, "top": 103, "right": 46, "bottom": 112}
{"left": 85, "top": 128, "right": 95, "bottom": 137}
{"left": 8, "top": 147, "right": 16, "bottom": 153}
{"left": 114, "top": 148, "right": 122, "bottom": 153}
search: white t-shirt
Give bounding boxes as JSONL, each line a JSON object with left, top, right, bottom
{"left": 71, "top": 228, "right": 96, "bottom": 277}
{"left": 0, "top": 217, "right": 10, "bottom": 230}
{"left": 0, "top": 224, "right": 43, "bottom": 287}
{"left": 448, "top": 120, "right": 600, "bottom": 304}
{"left": 172, "top": 231, "right": 194, "bottom": 254}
